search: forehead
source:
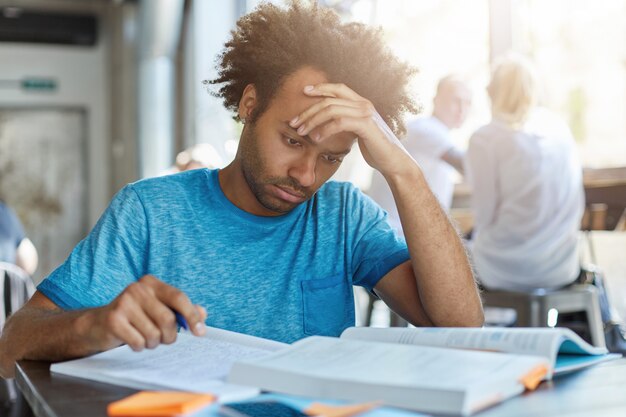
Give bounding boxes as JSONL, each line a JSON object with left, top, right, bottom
{"left": 270, "top": 66, "right": 329, "bottom": 117}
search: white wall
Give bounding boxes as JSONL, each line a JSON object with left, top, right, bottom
{"left": 184, "top": 0, "right": 239, "bottom": 163}
{"left": 0, "top": 32, "right": 111, "bottom": 227}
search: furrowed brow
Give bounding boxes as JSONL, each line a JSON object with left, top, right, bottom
{"left": 283, "top": 123, "right": 315, "bottom": 145}
{"left": 283, "top": 122, "right": 352, "bottom": 156}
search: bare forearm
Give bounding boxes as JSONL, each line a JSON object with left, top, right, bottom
{"left": 386, "top": 167, "right": 483, "bottom": 326}
{"left": 0, "top": 276, "right": 208, "bottom": 379}
{"left": 441, "top": 147, "right": 465, "bottom": 175}
{"left": 0, "top": 307, "right": 105, "bottom": 378}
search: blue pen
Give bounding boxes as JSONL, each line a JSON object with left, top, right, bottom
{"left": 172, "top": 309, "right": 188, "bottom": 330}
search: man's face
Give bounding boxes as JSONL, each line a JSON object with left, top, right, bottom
{"left": 433, "top": 82, "right": 472, "bottom": 129}
{"left": 238, "top": 67, "right": 355, "bottom": 216}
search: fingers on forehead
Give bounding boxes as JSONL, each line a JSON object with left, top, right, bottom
{"left": 310, "top": 83, "right": 362, "bottom": 100}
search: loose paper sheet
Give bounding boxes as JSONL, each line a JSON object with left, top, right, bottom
{"left": 52, "top": 326, "right": 288, "bottom": 401}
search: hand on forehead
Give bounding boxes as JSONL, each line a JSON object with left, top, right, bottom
{"left": 271, "top": 67, "right": 358, "bottom": 150}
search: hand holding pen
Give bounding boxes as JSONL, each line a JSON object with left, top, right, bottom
{"left": 87, "top": 275, "right": 207, "bottom": 353}
{"left": 173, "top": 310, "right": 190, "bottom": 331}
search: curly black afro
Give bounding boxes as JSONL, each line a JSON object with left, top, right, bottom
{"left": 209, "top": 0, "right": 419, "bottom": 136}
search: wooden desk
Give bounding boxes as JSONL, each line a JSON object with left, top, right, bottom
{"left": 451, "top": 167, "right": 626, "bottom": 232}
{"left": 16, "top": 358, "right": 626, "bottom": 417}
{"left": 16, "top": 361, "right": 135, "bottom": 417}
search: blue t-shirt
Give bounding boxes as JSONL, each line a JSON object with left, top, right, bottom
{"left": 0, "top": 202, "right": 26, "bottom": 264}
{"left": 38, "top": 169, "right": 409, "bottom": 343}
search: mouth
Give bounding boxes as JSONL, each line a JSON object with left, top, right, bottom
{"left": 270, "top": 184, "right": 306, "bottom": 204}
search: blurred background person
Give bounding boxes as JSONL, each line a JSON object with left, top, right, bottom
{"left": 465, "top": 54, "right": 582, "bottom": 292}
{"left": 0, "top": 200, "right": 38, "bottom": 276}
{"left": 368, "top": 74, "right": 472, "bottom": 233}
{"left": 174, "top": 143, "right": 223, "bottom": 172}
{"left": 465, "top": 54, "right": 626, "bottom": 352}
{"left": 160, "top": 143, "right": 225, "bottom": 176}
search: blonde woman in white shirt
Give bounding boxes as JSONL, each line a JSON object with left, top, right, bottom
{"left": 465, "top": 54, "right": 584, "bottom": 291}
{"left": 467, "top": 54, "right": 626, "bottom": 353}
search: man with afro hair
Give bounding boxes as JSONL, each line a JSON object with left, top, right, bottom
{"left": 0, "top": 1, "right": 482, "bottom": 378}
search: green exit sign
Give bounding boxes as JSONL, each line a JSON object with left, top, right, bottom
{"left": 21, "top": 77, "right": 57, "bottom": 91}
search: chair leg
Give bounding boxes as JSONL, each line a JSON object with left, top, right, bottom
{"left": 389, "top": 312, "right": 408, "bottom": 327}
{"left": 586, "top": 290, "right": 607, "bottom": 348}
{"left": 364, "top": 293, "right": 375, "bottom": 327}
{"left": 512, "top": 299, "right": 534, "bottom": 327}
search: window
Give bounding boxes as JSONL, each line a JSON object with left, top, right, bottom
{"left": 511, "top": 0, "right": 626, "bottom": 167}
{"left": 332, "top": 0, "right": 491, "bottom": 188}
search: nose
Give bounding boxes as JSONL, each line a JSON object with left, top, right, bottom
{"left": 288, "top": 154, "right": 317, "bottom": 189}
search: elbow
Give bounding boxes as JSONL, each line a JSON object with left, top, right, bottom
{"left": 0, "top": 357, "right": 16, "bottom": 379}
{"left": 0, "top": 314, "right": 26, "bottom": 379}
{"left": 464, "top": 298, "right": 485, "bottom": 327}
{"left": 0, "top": 335, "right": 17, "bottom": 379}
{"left": 434, "top": 305, "right": 484, "bottom": 328}
{"left": 464, "top": 302, "right": 485, "bottom": 327}
{"left": 439, "top": 315, "right": 484, "bottom": 328}
{"left": 466, "top": 311, "right": 485, "bottom": 327}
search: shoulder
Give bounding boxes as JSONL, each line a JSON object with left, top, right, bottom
{"left": 106, "top": 169, "right": 212, "bottom": 218}
{"left": 525, "top": 108, "right": 574, "bottom": 141}
{"left": 469, "top": 121, "right": 513, "bottom": 146}
{"left": 316, "top": 180, "right": 365, "bottom": 202}
{"left": 0, "top": 202, "right": 10, "bottom": 219}
{"left": 128, "top": 169, "right": 211, "bottom": 200}
{"left": 404, "top": 117, "right": 453, "bottom": 153}
{"left": 471, "top": 121, "right": 505, "bottom": 138}
{"left": 407, "top": 117, "right": 448, "bottom": 138}
{"left": 0, "top": 201, "right": 13, "bottom": 215}
{"left": 0, "top": 202, "right": 22, "bottom": 226}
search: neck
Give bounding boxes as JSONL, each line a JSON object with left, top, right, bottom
{"left": 219, "top": 160, "right": 250, "bottom": 211}
{"left": 218, "top": 160, "right": 276, "bottom": 216}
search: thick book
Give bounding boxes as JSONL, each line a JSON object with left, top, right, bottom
{"left": 228, "top": 327, "right": 620, "bottom": 416}
{"left": 340, "top": 327, "right": 620, "bottom": 378}
{"left": 50, "top": 326, "right": 288, "bottom": 403}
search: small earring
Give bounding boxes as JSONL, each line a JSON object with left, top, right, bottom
{"left": 241, "top": 117, "right": 247, "bottom": 124}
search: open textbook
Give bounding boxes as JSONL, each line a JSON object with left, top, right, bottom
{"left": 228, "top": 327, "right": 620, "bottom": 416}
{"left": 51, "top": 325, "right": 619, "bottom": 415}
{"left": 340, "top": 326, "right": 620, "bottom": 378}
{"left": 50, "top": 326, "right": 288, "bottom": 403}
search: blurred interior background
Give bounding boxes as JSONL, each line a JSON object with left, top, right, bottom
{"left": 0, "top": 0, "right": 624, "bottom": 300}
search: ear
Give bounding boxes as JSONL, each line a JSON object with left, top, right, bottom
{"left": 238, "top": 84, "right": 257, "bottom": 121}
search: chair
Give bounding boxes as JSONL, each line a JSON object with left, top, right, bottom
{"left": 582, "top": 167, "right": 626, "bottom": 231}
{"left": 363, "top": 291, "right": 408, "bottom": 327}
{"left": 0, "top": 263, "right": 35, "bottom": 417}
{"left": 481, "top": 284, "right": 606, "bottom": 348}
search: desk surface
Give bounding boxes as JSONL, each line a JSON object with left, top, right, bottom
{"left": 16, "top": 358, "right": 626, "bottom": 417}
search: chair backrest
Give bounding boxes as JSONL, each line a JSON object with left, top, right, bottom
{"left": 582, "top": 167, "right": 626, "bottom": 231}
{"left": 0, "top": 263, "right": 35, "bottom": 330}
{"left": 0, "top": 262, "right": 35, "bottom": 410}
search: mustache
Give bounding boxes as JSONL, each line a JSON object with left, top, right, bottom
{"left": 266, "top": 177, "right": 311, "bottom": 199}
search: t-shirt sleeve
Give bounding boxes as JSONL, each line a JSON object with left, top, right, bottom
{"left": 347, "top": 186, "right": 410, "bottom": 291}
{"left": 37, "top": 184, "right": 149, "bottom": 310}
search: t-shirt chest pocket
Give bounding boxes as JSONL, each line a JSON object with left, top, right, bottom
{"left": 301, "top": 274, "right": 354, "bottom": 337}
